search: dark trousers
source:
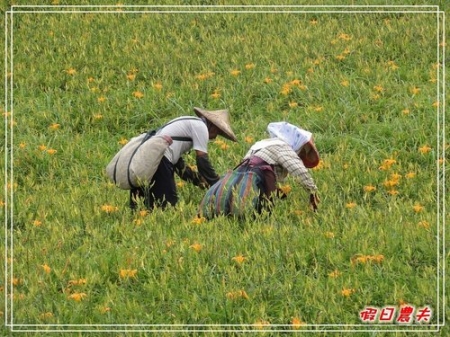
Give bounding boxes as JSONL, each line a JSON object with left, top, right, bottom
{"left": 129, "top": 157, "right": 178, "bottom": 210}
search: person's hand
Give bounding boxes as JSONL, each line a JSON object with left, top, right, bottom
{"left": 161, "top": 134, "right": 173, "bottom": 145}
{"left": 309, "top": 193, "right": 320, "bottom": 212}
{"left": 198, "top": 176, "right": 209, "bottom": 190}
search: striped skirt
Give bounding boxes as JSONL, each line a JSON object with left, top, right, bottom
{"left": 199, "top": 157, "right": 275, "bottom": 219}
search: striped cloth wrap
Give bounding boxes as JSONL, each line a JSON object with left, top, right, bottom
{"left": 199, "top": 156, "right": 273, "bottom": 219}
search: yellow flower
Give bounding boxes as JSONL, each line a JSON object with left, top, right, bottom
{"left": 411, "top": 87, "right": 421, "bottom": 95}
{"left": 373, "top": 85, "right": 384, "bottom": 93}
{"left": 379, "top": 158, "right": 396, "bottom": 170}
{"left": 363, "top": 185, "right": 376, "bottom": 192}
{"left": 288, "top": 101, "right": 298, "bottom": 108}
{"left": 419, "top": 145, "right": 432, "bottom": 154}
{"left": 398, "top": 299, "right": 409, "bottom": 307}
{"left": 402, "top": 108, "right": 410, "bottom": 115}
{"left": 41, "top": 264, "right": 51, "bottom": 274}
{"left": 38, "top": 145, "right": 47, "bottom": 151}
{"left": 383, "top": 179, "right": 399, "bottom": 188}
{"left": 341, "top": 288, "right": 355, "bottom": 297}
{"left": 190, "top": 243, "right": 202, "bottom": 252}
{"left": 93, "top": 114, "right": 103, "bottom": 120}
{"left": 390, "top": 173, "right": 402, "bottom": 181}
{"left": 214, "top": 139, "right": 225, "bottom": 146}
{"left": 335, "top": 54, "right": 346, "bottom": 61}
{"left": 230, "top": 69, "right": 241, "bottom": 76}
{"left": 119, "top": 269, "right": 137, "bottom": 279}
{"left": 126, "top": 73, "right": 136, "bottom": 81}
{"left": 133, "top": 91, "right": 144, "bottom": 98}
{"left": 99, "top": 306, "right": 111, "bottom": 314}
{"left": 413, "top": 204, "right": 424, "bottom": 213}
{"left": 278, "top": 184, "right": 292, "bottom": 195}
{"left": 176, "top": 181, "right": 185, "bottom": 188}
{"left": 341, "top": 80, "right": 349, "bottom": 87}
{"left": 191, "top": 217, "right": 206, "bottom": 225}
{"left": 253, "top": 319, "right": 270, "bottom": 329}
{"left": 313, "top": 106, "right": 323, "bottom": 112}
{"left": 245, "top": 63, "right": 255, "bottom": 69}
{"left": 244, "top": 136, "right": 254, "bottom": 143}
{"left": 195, "top": 72, "right": 214, "bottom": 81}
{"left": 68, "top": 278, "right": 87, "bottom": 286}
{"left": 101, "top": 204, "right": 119, "bottom": 213}
{"left": 387, "top": 189, "right": 399, "bottom": 196}
{"left": 46, "top": 149, "right": 57, "bottom": 155}
{"left": 338, "top": 33, "right": 352, "bottom": 40}
{"left": 226, "top": 290, "right": 249, "bottom": 300}
{"left": 97, "top": 96, "right": 106, "bottom": 103}
{"left": 66, "top": 68, "right": 76, "bottom": 75}
{"left": 310, "top": 18, "right": 318, "bottom": 25}
{"left": 352, "top": 255, "right": 369, "bottom": 264}
{"left": 232, "top": 255, "right": 246, "bottom": 264}
{"left": 12, "top": 278, "right": 22, "bottom": 286}
{"left": 387, "top": 60, "right": 399, "bottom": 70}
{"left": 137, "top": 210, "right": 148, "bottom": 217}
{"left": 68, "top": 292, "right": 87, "bottom": 301}
{"left": 49, "top": 123, "right": 60, "bottom": 130}
{"left": 220, "top": 143, "right": 229, "bottom": 150}
{"left": 280, "top": 84, "right": 292, "bottom": 95}
{"left": 33, "top": 220, "right": 42, "bottom": 227}
{"left": 432, "top": 101, "right": 439, "bottom": 108}
{"left": 133, "top": 219, "right": 143, "bottom": 226}
{"left": 19, "top": 142, "right": 26, "bottom": 149}
{"left": 263, "top": 77, "right": 272, "bottom": 84}
{"left": 345, "top": 202, "right": 357, "bottom": 209}
{"left": 324, "top": 231, "right": 335, "bottom": 239}
{"left": 291, "top": 317, "right": 305, "bottom": 329}
{"left": 370, "top": 254, "right": 384, "bottom": 263}
{"left": 153, "top": 83, "right": 163, "bottom": 90}
{"left": 211, "top": 89, "right": 221, "bottom": 99}
{"left": 39, "top": 312, "right": 54, "bottom": 320}
{"left": 405, "top": 172, "right": 416, "bottom": 179}
{"left": 418, "top": 221, "right": 430, "bottom": 229}
{"left": 328, "top": 269, "right": 341, "bottom": 278}
{"left": 118, "top": 138, "right": 128, "bottom": 145}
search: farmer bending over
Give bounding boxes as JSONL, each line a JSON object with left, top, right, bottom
{"left": 130, "top": 107, "right": 238, "bottom": 210}
{"left": 199, "top": 122, "right": 320, "bottom": 218}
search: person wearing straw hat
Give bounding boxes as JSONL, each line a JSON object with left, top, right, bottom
{"left": 130, "top": 107, "right": 237, "bottom": 210}
{"left": 199, "top": 121, "right": 319, "bottom": 218}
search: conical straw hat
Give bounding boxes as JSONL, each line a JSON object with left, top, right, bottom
{"left": 193, "top": 107, "right": 238, "bottom": 142}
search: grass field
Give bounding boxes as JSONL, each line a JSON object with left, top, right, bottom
{"left": 1, "top": 1, "right": 448, "bottom": 336}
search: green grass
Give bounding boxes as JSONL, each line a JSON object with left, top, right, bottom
{"left": 1, "top": 2, "right": 448, "bottom": 336}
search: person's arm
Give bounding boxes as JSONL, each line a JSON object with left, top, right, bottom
{"left": 195, "top": 150, "right": 220, "bottom": 187}
{"left": 273, "top": 146, "right": 318, "bottom": 193}
{"left": 174, "top": 157, "right": 205, "bottom": 187}
{"left": 268, "top": 145, "right": 320, "bottom": 211}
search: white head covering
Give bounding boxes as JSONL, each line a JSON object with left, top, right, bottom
{"left": 267, "top": 122, "right": 312, "bottom": 152}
